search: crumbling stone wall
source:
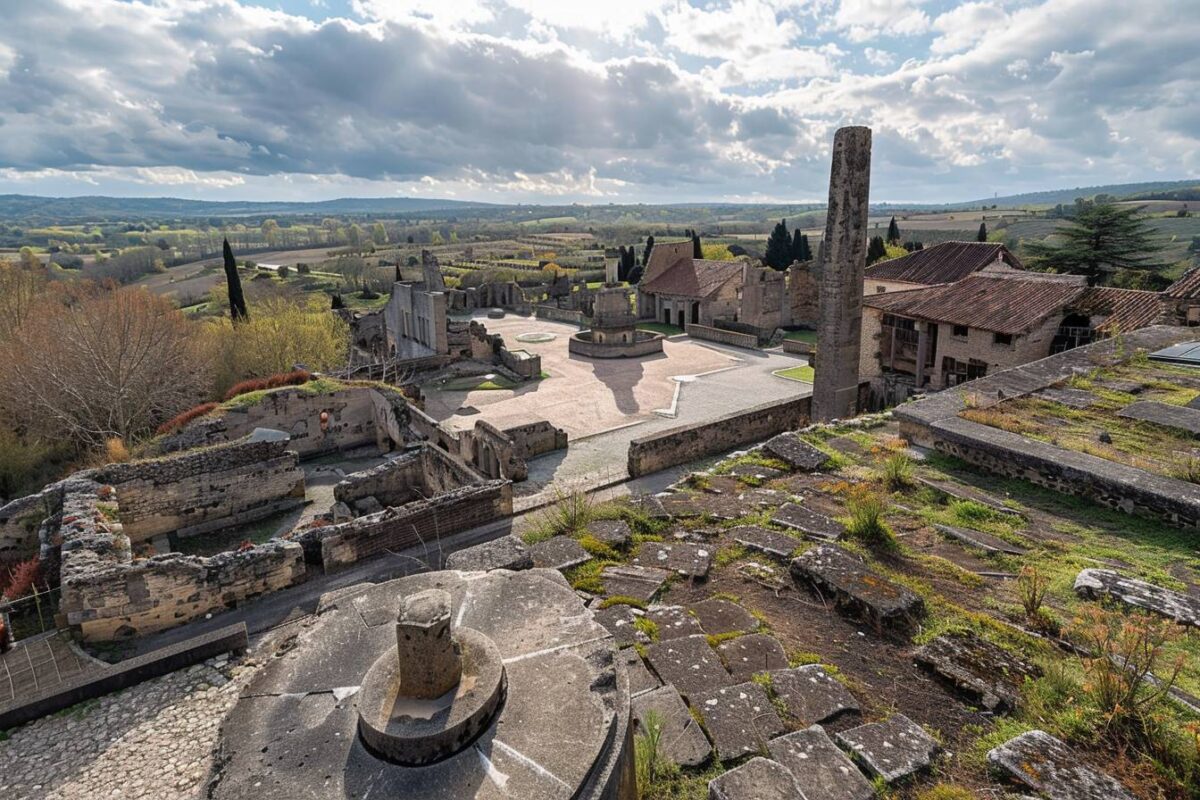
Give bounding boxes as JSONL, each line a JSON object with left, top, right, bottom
{"left": 334, "top": 444, "right": 481, "bottom": 507}
{"left": 298, "top": 480, "right": 514, "bottom": 570}
{"left": 534, "top": 305, "right": 587, "bottom": 326}
{"left": 0, "top": 485, "right": 63, "bottom": 563}
{"left": 628, "top": 396, "right": 812, "bottom": 477}
{"left": 95, "top": 436, "right": 306, "bottom": 544}
{"left": 788, "top": 262, "right": 819, "bottom": 328}
{"left": 685, "top": 323, "right": 758, "bottom": 349}
{"left": 503, "top": 420, "right": 567, "bottom": 460}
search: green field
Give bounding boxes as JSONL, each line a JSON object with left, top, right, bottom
{"left": 637, "top": 322, "right": 684, "bottom": 336}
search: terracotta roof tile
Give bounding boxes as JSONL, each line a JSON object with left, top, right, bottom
{"left": 1164, "top": 267, "right": 1200, "bottom": 299}
{"left": 1067, "top": 286, "right": 1168, "bottom": 334}
{"left": 864, "top": 242, "right": 1022, "bottom": 285}
{"left": 640, "top": 259, "right": 742, "bottom": 299}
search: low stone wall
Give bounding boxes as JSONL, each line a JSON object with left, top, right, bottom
{"left": 628, "top": 396, "right": 812, "bottom": 477}
{"left": 504, "top": 420, "right": 568, "bottom": 460}
{"left": 568, "top": 331, "right": 665, "bottom": 359}
{"left": 684, "top": 323, "right": 758, "bottom": 349}
{"left": 0, "top": 483, "right": 65, "bottom": 564}
{"left": 782, "top": 338, "right": 814, "bottom": 355}
{"left": 334, "top": 450, "right": 426, "bottom": 507}
{"left": 96, "top": 435, "right": 306, "bottom": 544}
{"left": 535, "top": 305, "right": 586, "bottom": 326}
{"left": 300, "top": 480, "right": 513, "bottom": 570}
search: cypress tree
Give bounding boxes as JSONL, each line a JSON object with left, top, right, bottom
{"left": 977, "top": 222, "right": 988, "bottom": 242}
{"left": 692, "top": 232, "right": 702, "bottom": 259}
{"left": 642, "top": 235, "right": 655, "bottom": 267}
{"left": 764, "top": 219, "right": 792, "bottom": 270}
{"left": 867, "top": 236, "right": 887, "bottom": 265}
{"left": 223, "top": 238, "right": 248, "bottom": 322}
{"left": 799, "top": 234, "right": 813, "bottom": 262}
{"left": 886, "top": 216, "right": 901, "bottom": 244}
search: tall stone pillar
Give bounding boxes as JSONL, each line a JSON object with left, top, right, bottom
{"left": 812, "top": 126, "right": 872, "bottom": 421}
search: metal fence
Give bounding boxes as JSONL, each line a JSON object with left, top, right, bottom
{"left": 0, "top": 584, "right": 61, "bottom": 646}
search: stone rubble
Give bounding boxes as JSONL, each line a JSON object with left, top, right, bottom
{"left": 707, "top": 756, "right": 806, "bottom": 800}
{"left": 767, "top": 664, "right": 860, "bottom": 725}
{"left": 987, "top": 730, "right": 1136, "bottom": 799}
{"left": 835, "top": 713, "right": 940, "bottom": 783}
{"left": 773, "top": 502, "right": 845, "bottom": 542}
{"left": 913, "top": 632, "right": 1041, "bottom": 712}
{"left": 769, "top": 725, "right": 874, "bottom": 800}
{"left": 762, "top": 433, "right": 831, "bottom": 471}
{"left": 693, "top": 681, "right": 787, "bottom": 762}
{"left": 1074, "top": 568, "right": 1200, "bottom": 626}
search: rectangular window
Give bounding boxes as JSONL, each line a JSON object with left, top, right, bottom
{"left": 876, "top": 285, "right": 887, "bottom": 293}
{"left": 994, "top": 332, "right": 1013, "bottom": 346}
{"left": 952, "top": 324, "right": 968, "bottom": 338}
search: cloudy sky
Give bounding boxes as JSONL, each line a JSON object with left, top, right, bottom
{"left": 0, "top": 0, "right": 1196, "bottom": 204}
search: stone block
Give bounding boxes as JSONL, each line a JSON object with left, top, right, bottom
{"left": 913, "top": 632, "right": 1040, "bottom": 712}
{"left": 353, "top": 495, "right": 384, "bottom": 516}
{"left": 592, "top": 604, "right": 643, "bottom": 647}
{"left": 773, "top": 503, "right": 844, "bottom": 542}
{"left": 835, "top": 714, "right": 939, "bottom": 783}
{"left": 1118, "top": 400, "right": 1200, "bottom": 436}
{"left": 791, "top": 545, "right": 924, "bottom": 629}
{"left": 444, "top": 535, "right": 532, "bottom": 572}
{"left": 621, "top": 648, "right": 661, "bottom": 697}
{"left": 987, "top": 730, "right": 1135, "bottom": 799}
{"left": 688, "top": 598, "right": 760, "bottom": 636}
{"left": 708, "top": 757, "right": 805, "bottom": 800}
{"left": 1035, "top": 387, "right": 1100, "bottom": 409}
{"left": 769, "top": 725, "right": 874, "bottom": 800}
{"left": 1074, "top": 568, "right": 1200, "bottom": 626}
{"left": 767, "top": 665, "right": 860, "bottom": 725}
{"left": 600, "top": 565, "right": 670, "bottom": 601}
{"left": 645, "top": 605, "right": 704, "bottom": 640}
{"left": 693, "top": 681, "right": 787, "bottom": 762}
{"left": 633, "top": 541, "right": 712, "bottom": 578}
{"left": 645, "top": 635, "right": 732, "bottom": 700}
{"left": 587, "top": 519, "right": 632, "bottom": 547}
{"left": 933, "top": 524, "right": 1026, "bottom": 555}
{"left": 716, "top": 633, "right": 788, "bottom": 681}
{"left": 763, "top": 433, "right": 830, "bottom": 471}
{"left": 730, "top": 525, "right": 804, "bottom": 560}
{"left": 632, "top": 684, "right": 711, "bottom": 767}
{"left": 529, "top": 536, "right": 590, "bottom": 570}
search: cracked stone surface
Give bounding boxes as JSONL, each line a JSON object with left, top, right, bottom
{"left": 913, "top": 632, "right": 1041, "bottom": 712}
{"left": 645, "top": 605, "right": 705, "bottom": 640}
{"left": 716, "top": 633, "right": 788, "bottom": 681}
{"left": 987, "top": 730, "right": 1135, "bottom": 799}
{"left": 730, "top": 525, "right": 804, "bottom": 560}
{"left": 600, "top": 565, "right": 671, "bottom": 601}
{"left": 1074, "top": 569, "right": 1200, "bottom": 626}
{"left": 763, "top": 433, "right": 830, "bottom": 471}
{"left": 767, "top": 665, "right": 860, "bottom": 725}
{"left": 529, "top": 536, "right": 590, "bottom": 570}
{"left": 934, "top": 524, "right": 1027, "bottom": 556}
{"left": 0, "top": 656, "right": 248, "bottom": 800}
{"left": 444, "top": 534, "right": 533, "bottom": 571}
{"left": 773, "top": 503, "right": 844, "bottom": 542}
{"left": 631, "top": 685, "right": 711, "bottom": 767}
{"left": 708, "top": 756, "right": 805, "bottom": 800}
{"left": 644, "top": 635, "right": 732, "bottom": 700}
{"left": 835, "top": 714, "right": 939, "bottom": 783}
{"left": 593, "top": 603, "right": 645, "bottom": 647}
{"left": 1118, "top": 400, "right": 1200, "bottom": 436}
{"left": 791, "top": 545, "right": 924, "bottom": 629}
{"left": 587, "top": 519, "right": 632, "bottom": 547}
{"left": 769, "top": 725, "right": 874, "bottom": 800}
{"left": 632, "top": 541, "right": 712, "bottom": 578}
{"left": 688, "top": 598, "right": 760, "bottom": 637}
{"left": 621, "top": 648, "right": 661, "bottom": 697}
{"left": 693, "top": 681, "right": 786, "bottom": 762}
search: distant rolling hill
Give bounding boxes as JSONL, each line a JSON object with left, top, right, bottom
{"left": 955, "top": 179, "right": 1200, "bottom": 209}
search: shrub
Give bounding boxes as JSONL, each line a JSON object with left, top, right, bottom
{"left": 155, "top": 402, "right": 218, "bottom": 436}
{"left": 1015, "top": 565, "right": 1056, "bottom": 632}
{"left": 879, "top": 450, "right": 913, "bottom": 490}
{"left": 844, "top": 486, "right": 897, "bottom": 550}
{"left": 104, "top": 437, "right": 131, "bottom": 463}
{"left": 1, "top": 557, "right": 41, "bottom": 600}
{"left": 538, "top": 484, "right": 595, "bottom": 537}
{"left": 222, "top": 369, "right": 312, "bottom": 401}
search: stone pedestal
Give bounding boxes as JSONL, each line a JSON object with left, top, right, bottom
{"left": 396, "top": 589, "right": 460, "bottom": 699}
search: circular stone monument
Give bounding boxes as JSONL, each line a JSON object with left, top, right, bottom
{"left": 516, "top": 331, "right": 557, "bottom": 343}
{"left": 212, "top": 569, "right": 636, "bottom": 800}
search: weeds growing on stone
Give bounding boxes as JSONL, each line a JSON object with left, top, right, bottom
{"left": 843, "top": 486, "right": 897, "bottom": 550}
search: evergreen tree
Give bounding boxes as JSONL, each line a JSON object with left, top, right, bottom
{"left": 764, "top": 219, "right": 793, "bottom": 270}
{"left": 977, "top": 222, "right": 988, "bottom": 242}
{"left": 222, "top": 238, "right": 248, "bottom": 322}
{"left": 886, "top": 217, "right": 901, "bottom": 244}
{"left": 800, "top": 234, "right": 813, "bottom": 261}
{"left": 692, "top": 232, "right": 702, "bottom": 259}
{"left": 642, "top": 235, "right": 655, "bottom": 267}
{"left": 866, "top": 236, "right": 887, "bottom": 265}
{"left": 790, "top": 229, "right": 814, "bottom": 263}
{"left": 1023, "top": 203, "right": 1165, "bottom": 286}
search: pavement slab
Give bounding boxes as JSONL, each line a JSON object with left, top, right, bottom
{"left": 763, "top": 433, "right": 831, "bottom": 471}
{"left": 600, "top": 565, "right": 671, "bottom": 602}
{"left": 529, "top": 536, "right": 590, "bottom": 570}
{"left": 987, "top": 730, "right": 1136, "bottom": 799}
{"left": 769, "top": 725, "right": 874, "bottom": 800}
{"left": 1118, "top": 400, "right": 1200, "bottom": 436}
{"left": 587, "top": 519, "right": 632, "bottom": 547}
{"left": 767, "top": 665, "right": 860, "bottom": 725}
{"left": 791, "top": 545, "right": 924, "bottom": 630}
{"left": 644, "top": 634, "right": 733, "bottom": 700}
{"left": 934, "top": 524, "right": 1027, "bottom": 556}
{"left": 631, "top": 684, "right": 711, "bottom": 767}
{"left": 621, "top": 647, "right": 661, "bottom": 697}
{"left": 592, "top": 603, "right": 644, "bottom": 647}
{"left": 693, "top": 681, "right": 787, "bottom": 762}
{"left": 444, "top": 534, "right": 533, "bottom": 571}
{"left": 913, "top": 632, "right": 1041, "bottom": 712}
{"left": 708, "top": 757, "right": 806, "bottom": 800}
{"left": 1035, "top": 387, "right": 1101, "bottom": 408}
{"left": 646, "top": 605, "right": 705, "bottom": 640}
{"left": 730, "top": 525, "right": 805, "bottom": 560}
{"left": 688, "top": 598, "right": 760, "bottom": 636}
{"left": 1074, "top": 568, "right": 1200, "bottom": 626}
{"left": 773, "top": 502, "right": 845, "bottom": 542}
{"left": 632, "top": 540, "right": 713, "bottom": 578}
{"left": 716, "top": 633, "right": 788, "bottom": 681}
{"left": 726, "top": 463, "right": 785, "bottom": 481}
{"left": 835, "top": 714, "right": 940, "bottom": 783}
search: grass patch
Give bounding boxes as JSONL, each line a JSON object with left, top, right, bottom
{"left": 772, "top": 365, "right": 815, "bottom": 383}
{"left": 637, "top": 322, "right": 684, "bottom": 336}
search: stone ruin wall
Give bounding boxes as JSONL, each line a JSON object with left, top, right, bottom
{"left": 684, "top": 323, "right": 759, "bottom": 349}
{"left": 297, "top": 479, "right": 514, "bottom": 570}
{"left": 95, "top": 436, "right": 305, "bottom": 544}
{"left": 628, "top": 396, "right": 812, "bottom": 477}
{"left": 465, "top": 320, "right": 543, "bottom": 380}
{"left": 503, "top": 420, "right": 568, "bottom": 461}
{"left": 54, "top": 481, "right": 305, "bottom": 641}
{"left": 334, "top": 444, "right": 481, "bottom": 508}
